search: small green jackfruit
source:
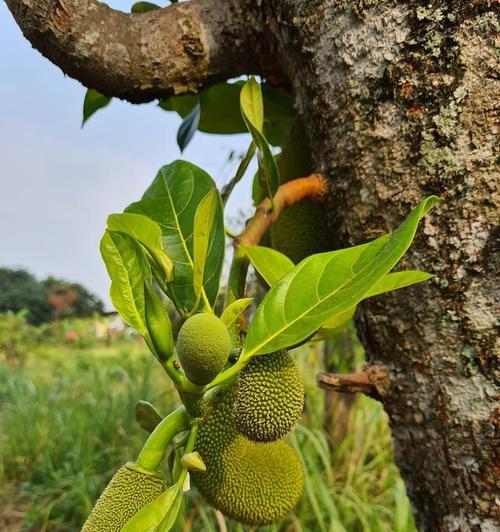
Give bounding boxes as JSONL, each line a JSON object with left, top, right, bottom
{"left": 271, "top": 118, "right": 332, "bottom": 263}
{"left": 193, "top": 387, "right": 304, "bottom": 526}
{"left": 233, "top": 351, "right": 304, "bottom": 442}
{"left": 81, "top": 463, "right": 164, "bottom": 532}
{"left": 176, "top": 313, "right": 231, "bottom": 385}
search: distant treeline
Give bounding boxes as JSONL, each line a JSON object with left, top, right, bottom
{"left": 0, "top": 267, "right": 104, "bottom": 324}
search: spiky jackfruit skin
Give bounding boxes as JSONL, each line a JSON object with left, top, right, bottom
{"left": 271, "top": 118, "right": 332, "bottom": 264}
{"left": 193, "top": 388, "right": 304, "bottom": 526}
{"left": 176, "top": 313, "right": 231, "bottom": 385}
{"left": 233, "top": 351, "right": 304, "bottom": 442}
{"left": 81, "top": 463, "right": 164, "bottom": 532}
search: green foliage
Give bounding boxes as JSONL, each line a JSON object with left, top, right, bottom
{"left": 233, "top": 351, "right": 304, "bottom": 442}
{"left": 131, "top": 1, "right": 161, "bottom": 13}
{"left": 81, "top": 464, "right": 165, "bottom": 532}
{"left": 240, "top": 78, "right": 279, "bottom": 203}
{"left": 193, "top": 387, "right": 305, "bottom": 525}
{"left": 176, "top": 313, "right": 231, "bottom": 385}
{"left": 82, "top": 89, "right": 112, "bottom": 126}
{"left": 0, "top": 268, "right": 103, "bottom": 324}
{"left": 0, "top": 268, "right": 51, "bottom": 324}
{"left": 158, "top": 81, "right": 295, "bottom": 146}
{"left": 100, "top": 230, "right": 151, "bottom": 336}
{"left": 125, "top": 161, "right": 224, "bottom": 315}
{"left": 177, "top": 102, "right": 201, "bottom": 152}
{"left": 242, "top": 197, "right": 439, "bottom": 359}
{"left": 241, "top": 245, "right": 294, "bottom": 287}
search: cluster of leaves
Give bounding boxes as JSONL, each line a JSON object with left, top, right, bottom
{"left": 95, "top": 73, "right": 438, "bottom": 529}
{"left": 0, "top": 268, "right": 103, "bottom": 324}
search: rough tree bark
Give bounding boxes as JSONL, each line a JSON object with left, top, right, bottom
{"left": 4, "top": 1, "right": 498, "bottom": 530}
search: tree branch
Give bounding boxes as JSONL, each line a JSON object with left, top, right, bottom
{"left": 3, "top": 0, "right": 266, "bottom": 102}
{"left": 317, "top": 364, "right": 391, "bottom": 401}
{"left": 238, "top": 174, "right": 328, "bottom": 246}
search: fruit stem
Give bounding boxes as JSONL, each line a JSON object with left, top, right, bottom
{"left": 136, "top": 406, "right": 191, "bottom": 471}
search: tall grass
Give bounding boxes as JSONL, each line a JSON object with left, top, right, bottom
{"left": 0, "top": 329, "right": 416, "bottom": 531}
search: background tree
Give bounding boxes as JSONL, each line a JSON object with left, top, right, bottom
{"left": 0, "top": 268, "right": 104, "bottom": 323}
{"left": 3, "top": 1, "right": 498, "bottom": 530}
{"left": 0, "top": 268, "right": 51, "bottom": 325}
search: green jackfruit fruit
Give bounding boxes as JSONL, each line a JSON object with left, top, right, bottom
{"left": 233, "top": 351, "right": 304, "bottom": 442}
{"left": 81, "top": 463, "right": 165, "bottom": 532}
{"left": 271, "top": 118, "right": 332, "bottom": 263}
{"left": 176, "top": 313, "right": 231, "bottom": 385}
{"left": 193, "top": 387, "right": 304, "bottom": 526}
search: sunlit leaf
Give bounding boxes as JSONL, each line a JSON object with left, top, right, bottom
{"left": 242, "top": 197, "right": 440, "bottom": 358}
{"left": 144, "top": 280, "right": 174, "bottom": 361}
{"left": 241, "top": 245, "right": 294, "bottom": 287}
{"left": 241, "top": 79, "right": 279, "bottom": 202}
{"left": 319, "top": 270, "right": 433, "bottom": 333}
{"left": 126, "top": 161, "right": 224, "bottom": 315}
{"left": 100, "top": 230, "right": 150, "bottom": 335}
{"left": 158, "top": 82, "right": 294, "bottom": 145}
{"left": 193, "top": 189, "right": 220, "bottom": 311}
{"left": 107, "top": 212, "right": 173, "bottom": 281}
{"left": 220, "top": 298, "right": 253, "bottom": 328}
{"left": 82, "top": 89, "right": 112, "bottom": 126}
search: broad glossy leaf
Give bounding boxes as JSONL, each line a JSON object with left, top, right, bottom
{"left": 220, "top": 298, "right": 253, "bottom": 328}
{"left": 177, "top": 102, "right": 200, "bottom": 152}
{"left": 122, "top": 485, "right": 181, "bottom": 532}
{"left": 158, "top": 82, "right": 294, "bottom": 145}
{"left": 107, "top": 212, "right": 173, "bottom": 280}
{"left": 320, "top": 270, "right": 433, "bottom": 332}
{"left": 126, "top": 161, "right": 224, "bottom": 315}
{"left": 241, "top": 80, "right": 279, "bottom": 201}
{"left": 241, "top": 245, "right": 294, "bottom": 287}
{"left": 100, "top": 230, "right": 150, "bottom": 335}
{"left": 242, "top": 197, "right": 439, "bottom": 358}
{"left": 82, "top": 89, "right": 112, "bottom": 126}
{"left": 193, "top": 189, "right": 220, "bottom": 310}
{"left": 131, "top": 1, "right": 161, "bottom": 12}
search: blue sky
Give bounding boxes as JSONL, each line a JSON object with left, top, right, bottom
{"left": 0, "top": 1, "right": 252, "bottom": 308}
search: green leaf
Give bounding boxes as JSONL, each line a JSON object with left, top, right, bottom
{"left": 135, "top": 400, "right": 163, "bottom": 433}
{"left": 82, "top": 89, "right": 112, "bottom": 126}
{"left": 241, "top": 79, "right": 279, "bottom": 202}
{"left": 220, "top": 298, "right": 253, "bottom": 328}
{"left": 126, "top": 161, "right": 224, "bottom": 315}
{"left": 156, "top": 486, "right": 184, "bottom": 531}
{"left": 320, "top": 270, "right": 433, "bottom": 333}
{"left": 131, "top": 1, "right": 161, "bottom": 12}
{"left": 177, "top": 102, "right": 201, "bottom": 152}
{"left": 242, "top": 197, "right": 440, "bottom": 358}
{"left": 193, "top": 189, "right": 220, "bottom": 311}
{"left": 241, "top": 245, "right": 294, "bottom": 287}
{"left": 240, "top": 77, "right": 264, "bottom": 133}
{"left": 144, "top": 281, "right": 174, "bottom": 361}
{"left": 158, "top": 82, "right": 294, "bottom": 145}
{"left": 100, "top": 230, "right": 150, "bottom": 335}
{"left": 121, "top": 485, "right": 181, "bottom": 532}
{"left": 107, "top": 212, "right": 173, "bottom": 281}
{"left": 221, "top": 142, "right": 256, "bottom": 205}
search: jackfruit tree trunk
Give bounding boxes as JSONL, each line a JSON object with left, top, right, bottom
{"left": 267, "top": 1, "right": 499, "bottom": 530}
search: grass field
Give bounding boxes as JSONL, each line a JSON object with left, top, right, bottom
{"left": 0, "top": 319, "right": 416, "bottom": 531}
